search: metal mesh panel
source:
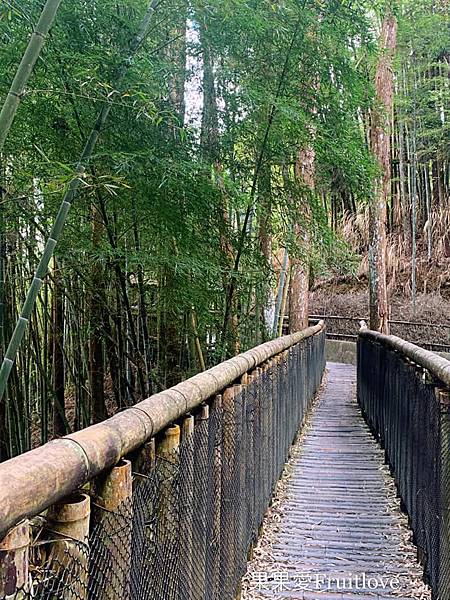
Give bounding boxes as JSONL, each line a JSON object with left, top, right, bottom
{"left": 4, "top": 331, "right": 326, "bottom": 600}
{"left": 357, "top": 335, "right": 448, "bottom": 600}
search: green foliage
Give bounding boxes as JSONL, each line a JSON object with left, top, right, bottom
{"left": 0, "top": 0, "right": 387, "bottom": 455}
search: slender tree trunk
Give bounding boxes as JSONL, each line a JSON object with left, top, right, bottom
{"left": 258, "top": 165, "right": 275, "bottom": 336}
{"left": 0, "top": 0, "right": 63, "bottom": 151}
{"left": 398, "top": 120, "right": 411, "bottom": 251}
{"left": 273, "top": 249, "right": 289, "bottom": 337}
{"left": 132, "top": 198, "right": 153, "bottom": 396}
{"left": 168, "top": 11, "right": 187, "bottom": 125}
{"left": 52, "top": 259, "right": 66, "bottom": 436}
{"left": 0, "top": 164, "right": 6, "bottom": 459}
{"left": 424, "top": 164, "right": 433, "bottom": 261}
{"left": 199, "top": 20, "right": 219, "bottom": 162}
{"left": 369, "top": 11, "right": 397, "bottom": 333}
{"left": 289, "top": 144, "right": 314, "bottom": 332}
{"left": 410, "top": 59, "right": 418, "bottom": 316}
{"left": 89, "top": 206, "right": 106, "bottom": 423}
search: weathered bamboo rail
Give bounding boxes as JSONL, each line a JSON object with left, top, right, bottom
{"left": 358, "top": 328, "right": 450, "bottom": 600}
{"left": 0, "top": 321, "right": 325, "bottom": 600}
{"left": 311, "top": 314, "right": 450, "bottom": 352}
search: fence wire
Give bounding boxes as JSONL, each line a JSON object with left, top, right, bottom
{"left": 358, "top": 336, "right": 449, "bottom": 600}
{"left": 4, "top": 331, "right": 325, "bottom": 600}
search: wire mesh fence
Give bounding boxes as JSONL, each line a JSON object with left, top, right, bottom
{"left": 1, "top": 328, "right": 325, "bottom": 600}
{"left": 357, "top": 334, "right": 450, "bottom": 600}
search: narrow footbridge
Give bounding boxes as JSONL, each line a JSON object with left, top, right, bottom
{"left": 1, "top": 322, "right": 450, "bottom": 600}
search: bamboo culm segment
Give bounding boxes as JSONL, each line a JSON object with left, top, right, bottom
{"left": 0, "top": 0, "right": 63, "bottom": 151}
{"left": 0, "top": 0, "right": 159, "bottom": 403}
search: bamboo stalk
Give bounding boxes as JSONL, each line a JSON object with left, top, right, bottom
{"left": 0, "top": 0, "right": 160, "bottom": 403}
{"left": 273, "top": 249, "right": 289, "bottom": 337}
{"left": 278, "top": 268, "right": 290, "bottom": 337}
{"left": 0, "top": 0, "right": 63, "bottom": 151}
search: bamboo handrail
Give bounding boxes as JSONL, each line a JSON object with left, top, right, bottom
{"left": 0, "top": 321, "right": 324, "bottom": 537}
{"left": 359, "top": 328, "right": 450, "bottom": 387}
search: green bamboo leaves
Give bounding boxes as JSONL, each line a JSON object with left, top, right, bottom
{"left": 0, "top": 0, "right": 63, "bottom": 152}
{"left": 0, "top": 0, "right": 160, "bottom": 402}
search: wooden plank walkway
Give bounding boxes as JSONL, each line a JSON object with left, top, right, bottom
{"left": 243, "top": 363, "right": 431, "bottom": 600}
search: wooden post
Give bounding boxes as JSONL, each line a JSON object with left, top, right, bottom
{"left": 130, "top": 439, "right": 156, "bottom": 599}
{"left": 132, "top": 438, "right": 156, "bottom": 476}
{"left": 0, "top": 521, "right": 29, "bottom": 599}
{"left": 179, "top": 415, "right": 194, "bottom": 600}
{"left": 261, "top": 363, "right": 270, "bottom": 504}
{"left": 156, "top": 425, "right": 180, "bottom": 600}
{"left": 234, "top": 384, "right": 245, "bottom": 600}
{"left": 193, "top": 405, "right": 209, "bottom": 599}
{"left": 46, "top": 492, "right": 90, "bottom": 600}
{"left": 242, "top": 372, "right": 255, "bottom": 557}
{"left": 439, "top": 388, "right": 450, "bottom": 599}
{"left": 221, "top": 385, "right": 237, "bottom": 598}
{"left": 93, "top": 459, "right": 133, "bottom": 600}
{"left": 210, "top": 395, "right": 222, "bottom": 600}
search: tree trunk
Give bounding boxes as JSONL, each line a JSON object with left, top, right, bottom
{"left": 89, "top": 206, "right": 107, "bottom": 424}
{"left": 258, "top": 165, "right": 275, "bottom": 336}
{"left": 168, "top": 12, "right": 187, "bottom": 125}
{"left": 289, "top": 144, "right": 314, "bottom": 332}
{"left": 199, "top": 19, "right": 219, "bottom": 163}
{"left": 369, "top": 11, "right": 397, "bottom": 333}
{"left": 398, "top": 119, "right": 411, "bottom": 251}
{"left": 0, "top": 164, "right": 6, "bottom": 459}
{"left": 52, "top": 259, "right": 66, "bottom": 436}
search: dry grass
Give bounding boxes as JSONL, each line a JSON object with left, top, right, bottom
{"left": 338, "top": 207, "right": 450, "bottom": 299}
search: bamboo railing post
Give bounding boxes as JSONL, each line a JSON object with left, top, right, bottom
{"left": 438, "top": 388, "right": 450, "bottom": 599}
{"left": 273, "top": 356, "right": 280, "bottom": 486}
{"left": 130, "top": 439, "right": 156, "bottom": 598}
{"left": 93, "top": 459, "right": 133, "bottom": 600}
{"left": 132, "top": 439, "right": 156, "bottom": 476}
{"left": 193, "top": 405, "right": 209, "bottom": 599}
{"left": 0, "top": 521, "right": 29, "bottom": 599}
{"left": 234, "top": 384, "right": 245, "bottom": 600}
{"left": 242, "top": 372, "right": 255, "bottom": 558}
{"left": 210, "top": 395, "right": 222, "bottom": 599}
{"left": 221, "top": 385, "right": 238, "bottom": 598}
{"left": 46, "top": 492, "right": 90, "bottom": 600}
{"left": 254, "top": 367, "right": 264, "bottom": 530}
{"left": 156, "top": 425, "right": 180, "bottom": 600}
{"left": 179, "top": 415, "right": 194, "bottom": 600}
{"left": 261, "top": 363, "right": 270, "bottom": 504}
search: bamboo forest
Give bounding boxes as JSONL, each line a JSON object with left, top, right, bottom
{"left": 0, "top": 0, "right": 448, "bottom": 462}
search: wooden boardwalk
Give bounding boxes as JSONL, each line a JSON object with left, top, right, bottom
{"left": 243, "top": 363, "right": 430, "bottom": 600}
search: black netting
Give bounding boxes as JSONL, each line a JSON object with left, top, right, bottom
{"left": 357, "top": 336, "right": 448, "bottom": 600}
{"left": 3, "top": 331, "right": 326, "bottom": 600}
